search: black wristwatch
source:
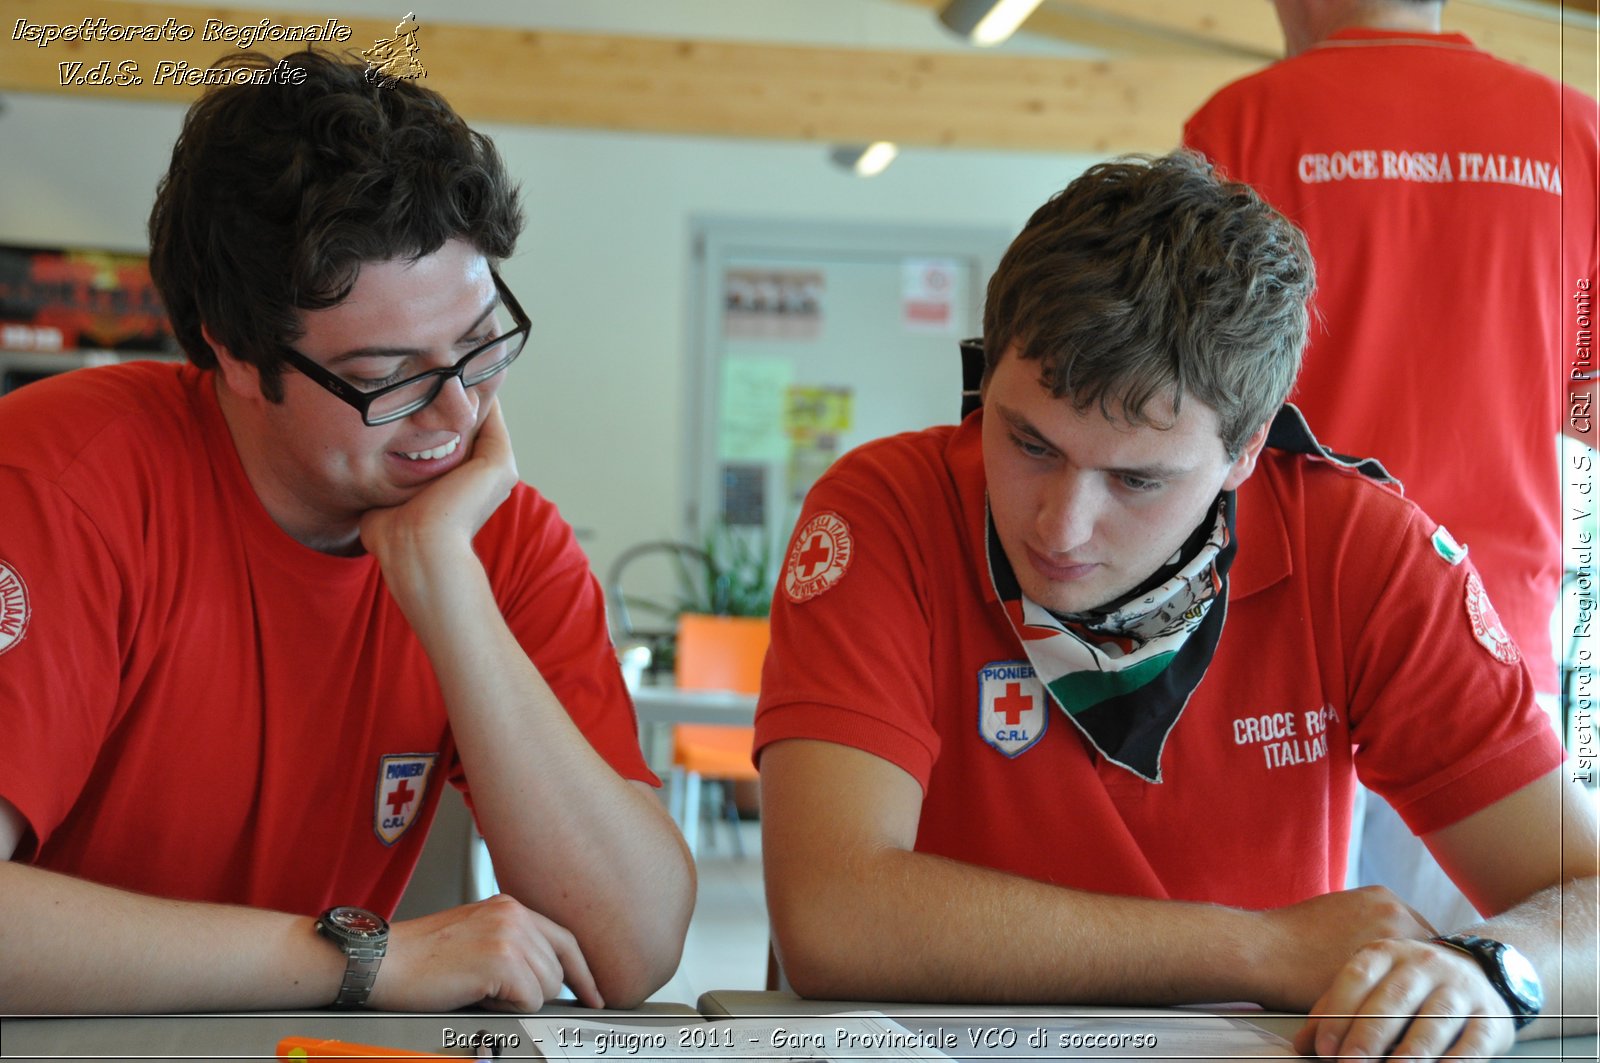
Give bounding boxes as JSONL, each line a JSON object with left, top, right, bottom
{"left": 314, "top": 906, "right": 389, "bottom": 1008}
{"left": 1431, "top": 934, "right": 1543, "bottom": 1030}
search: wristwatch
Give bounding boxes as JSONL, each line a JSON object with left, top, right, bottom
{"left": 314, "top": 906, "right": 389, "bottom": 1008}
{"left": 1431, "top": 934, "right": 1543, "bottom": 1029}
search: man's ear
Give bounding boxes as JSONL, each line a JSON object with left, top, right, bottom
{"left": 1222, "top": 420, "right": 1272, "bottom": 491}
{"left": 202, "top": 324, "right": 261, "bottom": 401}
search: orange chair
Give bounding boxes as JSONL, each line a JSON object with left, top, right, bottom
{"left": 668, "top": 615, "right": 768, "bottom": 857}
{"left": 669, "top": 723, "right": 759, "bottom": 857}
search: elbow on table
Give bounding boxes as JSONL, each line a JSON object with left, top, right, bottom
{"left": 602, "top": 930, "right": 691, "bottom": 1009}
{"left": 589, "top": 877, "right": 695, "bottom": 1008}
{"left": 586, "top": 922, "right": 688, "bottom": 1008}
{"left": 767, "top": 889, "right": 885, "bottom": 1002}
{"left": 593, "top": 959, "right": 672, "bottom": 1012}
{"left": 778, "top": 954, "right": 857, "bottom": 1002}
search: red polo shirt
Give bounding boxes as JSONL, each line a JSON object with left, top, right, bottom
{"left": 1184, "top": 28, "right": 1600, "bottom": 691}
{"left": 755, "top": 414, "right": 1562, "bottom": 906}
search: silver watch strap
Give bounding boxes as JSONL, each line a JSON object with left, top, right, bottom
{"left": 331, "top": 941, "right": 385, "bottom": 1008}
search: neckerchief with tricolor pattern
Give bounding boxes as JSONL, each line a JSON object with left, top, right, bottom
{"left": 985, "top": 403, "right": 1395, "bottom": 782}
{"left": 986, "top": 490, "right": 1235, "bottom": 782}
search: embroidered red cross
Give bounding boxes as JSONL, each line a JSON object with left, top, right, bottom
{"left": 386, "top": 779, "right": 415, "bottom": 815}
{"left": 797, "top": 534, "right": 832, "bottom": 578}
{"left": 994, "top": 682, "right": 1032, "bottom": 726}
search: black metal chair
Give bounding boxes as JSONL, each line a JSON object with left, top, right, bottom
{"left": 960, "top": 336, "right": 984, "bottom": 420}
{"left": 604, "top": 540, "right": 751, "bottom": 856}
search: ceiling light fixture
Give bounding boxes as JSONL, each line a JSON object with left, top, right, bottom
{"left": 938, "top": 0, "right": 1045, "bottom": 47}
{"left": 830, "top": 141, "right": 899, "bottom": 177}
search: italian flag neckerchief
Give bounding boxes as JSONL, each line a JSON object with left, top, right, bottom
{"left": 984, "top": 403, "right": 1394, "bottom": 783}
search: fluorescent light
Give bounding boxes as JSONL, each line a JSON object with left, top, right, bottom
{"left": 830, "top": 142, "right": 899, "bottom": 177}
{"left": 939, "top": 0, "right": 1045, "bottom": 46}
{"left": 853, "top": 142, "right": 899, "bottom": 176}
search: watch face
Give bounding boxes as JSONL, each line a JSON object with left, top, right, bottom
{"left": 329, "top": 907, "right": 386, "bottom": 937}
{"left": 1500, "top": 944, "right": 1544, "bottom": 1010}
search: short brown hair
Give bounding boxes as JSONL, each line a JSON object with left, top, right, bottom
{"left": 982, "top": 151, "right": 1313, "bottom": 457}
{"left": 149, "top": 50, "right": 524, "bottom": 401}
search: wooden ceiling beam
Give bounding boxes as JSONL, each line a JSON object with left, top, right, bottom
{"left": 1044, "top": 0, "right": 1282, "bottom": 57}
{"left": 1448, "top": 1, "right": 1599, "bottom": 91}
{"left": 982, "top": 0, "right": 1596, "bottom": 91}
{"left": 894, "top": 0, "right": 1276, "bottom": 60}
{"left": 2, "top": 0, "right": 1590, "bottom": 154}
{"left": 1041, "top": 0, "right": 1599, "bottom": 85}
{"left": 0, "top": 0, "right": 1255, "bottom": 153}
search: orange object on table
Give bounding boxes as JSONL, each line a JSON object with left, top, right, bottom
{"left": 277, "top": 1036, "right": 466, "bottom": 1060}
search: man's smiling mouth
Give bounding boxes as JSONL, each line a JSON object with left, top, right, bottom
{"left": 399, "top": 436, "right": 460, "bottom": 462}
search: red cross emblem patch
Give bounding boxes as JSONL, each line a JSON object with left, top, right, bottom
{"left": 978, "top": 660, "right": 1048, "bottom": 758}
{"left": 784, "top": 511, "right": 854, "bottom": 603}
{"left": 1463, "top": 571, "right": 1520, "bottom": 666}
{"left": 374, "top": 753, "right": 437, "bottom": 846}
{"left": 0, "top": 560, "right": 31, "bottom": 657}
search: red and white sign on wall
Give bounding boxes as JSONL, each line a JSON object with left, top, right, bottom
{"left": 901, "top": 258, "right": 958, "bottom": 333}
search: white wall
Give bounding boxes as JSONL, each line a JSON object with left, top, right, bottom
{"left": 482, "top": 124, "right": 1099, "bottom": 581}
{"left": 0, "top": 12, "right": 1108, "bottom": 583}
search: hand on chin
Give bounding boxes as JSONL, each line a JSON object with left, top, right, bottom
{"left": 359, "top": 401, "right": 518, "bottom": 572}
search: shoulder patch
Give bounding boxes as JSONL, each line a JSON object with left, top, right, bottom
{"left": 0, "top": 560, "right": 31, "bottom": 655}
{"left": 1463, "top": 571, "right": 1520, "bottom": 666}
{"left": 783, "top": 511, "right": 853, "bottom": 603}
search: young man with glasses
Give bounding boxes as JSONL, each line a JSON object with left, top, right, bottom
{"left": 0, "top": 51, "right": 692, "bottom": 1013}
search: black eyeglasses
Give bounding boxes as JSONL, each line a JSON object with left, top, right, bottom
{"left": 280, "top": 271, "right": 531, "bottom": 426}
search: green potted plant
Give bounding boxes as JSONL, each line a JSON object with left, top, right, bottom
{"left": 672, "top": 525, "right": 773, "bottom": 694}
{"left": 604, "top": 526, "right": 775, "bottom": 684}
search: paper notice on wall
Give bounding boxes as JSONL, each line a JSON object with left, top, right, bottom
{"left": 724, "top": 268, "right": 825, "bottom": 340}
{"left": 785, "top": 385, "right": 853, "bottom": 436}
{"left": 784, "top": 384, "right": 853, "bottom": 502}
{"left": 718, "top": 356, "right": 793, "bottom": 462}
{"left": 720, "top": 462, "right": 767, "bottom": 527}
{"left": 902, "top": 257, "right": 958, "bottom": 333}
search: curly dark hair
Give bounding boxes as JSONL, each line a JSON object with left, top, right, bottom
{"left": 148, "top": 50, "right": 524, "bottom": 401}
{"left": 982, "top": 151, "right": 1314, "bottom": 458}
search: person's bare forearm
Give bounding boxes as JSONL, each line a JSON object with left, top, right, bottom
{"left": 1470, "top": 876, "right": 1599, "bottom": 1038}
{"left": 764, "top": 742, "right": 1444, "bottom": 1009}
{"left": 0, "top": 862, "right": 341, "bottom": 1013}
{"left": 386, "top": 539, "right": 693, "bottom": 1007}
{"left": 772, "top": 843, "right": 1276, "bottom": 1005}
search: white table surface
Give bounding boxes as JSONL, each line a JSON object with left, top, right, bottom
{"left": 695, "top": 989, "right": 1595, "bottom": 1062}
{"left": 8, "top": 997, "right": 1590, "bottom": 1062}
{"left": 630, "top": 685, "right": 757, "bottom": 728}
{"left": 0, "top": 1005, "right": 701, "bottom": 1062}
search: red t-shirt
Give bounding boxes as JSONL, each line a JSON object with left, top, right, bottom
{"left": 755, "top": 415, "right": 1563, "bottom": 906}
{"left": 1184, "top": 29, "right": 1600, "bottom": 691}
{"left": 0, "top": 362, "right": 653, "bottom": 918}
